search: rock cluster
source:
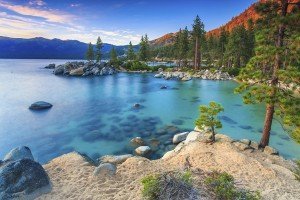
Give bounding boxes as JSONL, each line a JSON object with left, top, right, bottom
{"left": 29, "top": 101, "right": 53, "bottom": 110}
{"left": 155, "top": 69, "right": 232, "bottom": 81}
{"left": 53, "top": 61, "right": 117, "bottom": 76}
{"left": 0, "top": 147, "right": 51, "bottom": 199}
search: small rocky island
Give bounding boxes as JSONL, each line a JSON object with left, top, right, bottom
{"left": 47, "top": 61, "right": 117, "bottom": 76}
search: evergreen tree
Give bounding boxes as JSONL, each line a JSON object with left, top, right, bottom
{"left": 195, "top": 101, "right": 224, "bottom": 142}
{"left": 127, "top": 41, "right": 136, "bottom": 60}
{"left": 235, "top": 0, "right": 300, "bottom": 147}
{"left": 181, "top": 26, "right": 190, "bottom": 66}
{"left": 174, "top": 29, "right": 183, "bottom": 66}
{"left": 139, "top": 35, "right": 150, "bottom": 61}
{"left": 192, "top": 15, "right": 205, "bottom": 70}
{"left": 95, "top": 36, "right": 102, "bottom": 63}
{"left": 110, "top": 47, "right": 118, "bottom": 66}
{"left": 86, "top": 42, "right": 94, "bottom": 61}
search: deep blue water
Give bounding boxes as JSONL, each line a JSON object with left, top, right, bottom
{"left": 0, "top": 59, "right": 299, "bottom": 163}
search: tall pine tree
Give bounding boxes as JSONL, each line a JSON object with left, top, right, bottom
{"left": 95, "top": 37, "right": 103, "bottom": 63}
{"left": 86, "top": 42, "right": 94, "bottom": 61}
{"left": 192, "top": 15, "right": 205, "bottom": 70}
{"left": 127, "top": 41, "right": 136, "bottom": 60}
{"left": 110, "top": 47, "right": 118, "bottom": 66}
{"left": 235, "top": 0, "right": 300, "bottom": 147}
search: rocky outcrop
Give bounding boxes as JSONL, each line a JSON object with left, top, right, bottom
{"left": 29, "top": 101, "right": 53, "bottom": 110}
{"left": 53, "top": 61, "right": 117, "bottom": 77}
{"left": 45, "top": 64, "right": 55, "bottom": 69}
{"left": 172, "top": 132, "right": 189, "bottom": 144}
{"left": 155, "top": 70, "right": 232, "bottom": 81}
{"left": 0, "top": 147, "right": 51, "bottom": 199}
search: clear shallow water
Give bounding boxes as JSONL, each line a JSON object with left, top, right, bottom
{"left": 0, "top": 59, "right": 299, "bottom": 163}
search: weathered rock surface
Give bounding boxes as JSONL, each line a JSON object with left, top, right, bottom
{"left": 0, "top": 147, "right": 51, "bottom": 200}
{"left": 264, "top": 146, "right": 279, "bottom": 155}
{"left": 53, "top": 61, "right": 117, "bottom": 77}
{"left": 93, "top": 163, "right": 116, "bottom": 176}
{"left": 3, "top": 146, "right": 34, "bottom": 162}
{"left": 172, "top": 132, "right": 189, "bottom": 144}
{"left": 99, "top": 154, "right": 133, "bottom": 165}
{"left": 29, "top": 101, "right": 53, "bottom": 110}
{"left": 135, "top": 146, "right": 151, "bottom": 156}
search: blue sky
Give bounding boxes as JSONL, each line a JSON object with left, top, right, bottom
{"left": 0, "top": 0, "right": 257, "bottom": 45}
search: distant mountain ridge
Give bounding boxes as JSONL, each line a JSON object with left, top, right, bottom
{"left": 0, "top": 36, "right": 128, "bottom": 59}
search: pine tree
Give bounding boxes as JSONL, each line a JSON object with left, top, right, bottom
{"left": 127, "top": 41, "right": 136, "bottom": 60}
{"left": 139, "top": 35, "right": 150, "bottom": 61}
{"left": 174, "top": 29, "right": 183, "bottom": 67}
{"left": 192, "top": 15, "right": 205, "bottom": 70}
{"left": 110, "top": 47, "right": 118, "bottom": 66}
{"left": 195, "top": 102, "right": 224, "bottom": 142}
{"left": 235, "top": 0, "right": 300, "bottom": 147}
{"left": 181, "top": 27, "right": 190, "bottom": 66}
{"left": 86, "top": 42, "right": 94, "bottom": 61}
{"left": 95, "top": 36, "right": 102, "bottom": 63}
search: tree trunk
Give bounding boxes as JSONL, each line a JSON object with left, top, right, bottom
{"left": 260, "top": 104, "right": 275, "bottom": 147}
{"left": 194, "top": 37, "right": 199, "bottom": 70}
{"left": 259, "top": 0, "right": 288, "bottom": 148}
{"left": 211, "top": 126, "right": 215, "bottom": 142}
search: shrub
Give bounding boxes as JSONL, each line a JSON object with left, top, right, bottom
{"left": 294, "top": 160, "right": 300, "bottom": 181}
{"left": 222, "top": 67, "right": 241, "bottom": 76}
{"left": 141, "top": 175, "right": 160, "bottom": 200}
{"left": 205, "top": 171, "right": 261, "bottom": 200}
{"left": 141, "top": 171, "right": 196, "bottom": 200}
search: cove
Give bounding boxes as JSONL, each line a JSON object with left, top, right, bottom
{"left": 0, "top": 59, "right": 299, "bottom": 163}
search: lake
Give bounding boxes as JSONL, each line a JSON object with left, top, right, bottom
{"left": 0, "top": 59, "right": 299, "bottom": 163}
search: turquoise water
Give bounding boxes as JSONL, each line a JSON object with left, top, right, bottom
{"left": 0, "top": 59, "right": 299, "bottom": 163}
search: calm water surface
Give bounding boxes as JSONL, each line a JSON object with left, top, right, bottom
{"left": 0, "top": 59, "right": 299, "bottom": 163}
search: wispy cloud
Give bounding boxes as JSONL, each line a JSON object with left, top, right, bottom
{"left": 0, "top": 1, "right": 73, "bottom": 23}
{"left": 29, "top": 0, "right": 46, "bottom": 6}
{"left": 0, "top": 1, "right": 142, "bottom": 45}
{"left": 70, "top": 3, "right": 80, "bottom": 7}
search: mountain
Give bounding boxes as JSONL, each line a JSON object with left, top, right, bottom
{"left": 0, "top": 36, "right": 128, "bottom": 59}
{"left": 150, "top": 33, "right": 177, "bottom": 47}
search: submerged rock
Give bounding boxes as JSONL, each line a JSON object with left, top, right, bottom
{"left": 131, "top": 137, "right": 146, "bottom": 147}
{"left": 160, "top": 85, "right": 167, "bottom": 89}
{"left": 93, "top": 163, "right": 116, "bottom": 176}
{"left": 29, "top": 101, "right": 52, "bottom": 110}
{"left": 135, "top": 146, "right": 151, "bottom": 156}
{"left": 3, "top": 146, "right": 34, "bottom": 162}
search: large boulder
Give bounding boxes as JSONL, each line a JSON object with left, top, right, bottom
{"left": 135, "top": 146, "right": 151, "bottom": 156}
{"left": 0, "top": 159, "right": 51, "bottom": 199}
{"left": 98, "top": 154, "right": 133, "bottom": 165}
{"left": 29, "top": 101, "right": 52, "bottom": 110}
{"left": 173, "top": 132, "right": 189, "bottom": 144}
{"left": 100, "top": 66, "right": 116, "bottom": 75}
{"left": 69, "top": 67, "right": 84, "bottom": 76}
{"left": 93, "top": 163, "right": 116, "bottom": 177}
{"left": 3, "top": 146, "right": 34, "bottom": 162}
{"left": 185, "top": 131, "right": 202, "bottom": 143}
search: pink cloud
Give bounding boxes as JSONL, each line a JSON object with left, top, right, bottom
{"left": 0, "top": 1, "right": 73, "bottom": 24}
{"left": 29, "top": 0, "right": 46, "bottom": 6}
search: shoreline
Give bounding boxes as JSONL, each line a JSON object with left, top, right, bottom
{"left": 37, "top": 130, "right": 300, "bottom": 199}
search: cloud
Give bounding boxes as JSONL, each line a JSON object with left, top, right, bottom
{"left": 0, "top": 1, "right": 73, "bottom": 23}
{"left": 29, "top": 0, "right": 46, "bottom": 6}
{"left": 70, "top": 3, "right": 80, "bottom": 7}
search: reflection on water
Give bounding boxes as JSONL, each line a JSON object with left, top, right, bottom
{"left": 0, "top": 59, "right": 299, "bottom": 163}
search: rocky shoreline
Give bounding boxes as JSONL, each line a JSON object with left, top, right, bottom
{"left": 1, "top": 129, "right": 299, "bottom": 200}
{"left": 154, "top": 70, "right": 233, "bottom": 81}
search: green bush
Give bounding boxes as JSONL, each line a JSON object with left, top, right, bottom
{"left": 294, "top": 160, "right": 300, "bottom": 181}
{"left": 222, "top": 67, "right": 241, "bottom": 76}
{"left": 141, "top": 175, "right": 160, "bottom": 200}
{"left": 205, "top": 171, "right": 261, "bottom": 200}
{"left": 141, "top": 171, "right": 195, "bottom": 200}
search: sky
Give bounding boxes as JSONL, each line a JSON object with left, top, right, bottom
{"left": 0, "top": 0, "right": 257, "bottom": 45}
